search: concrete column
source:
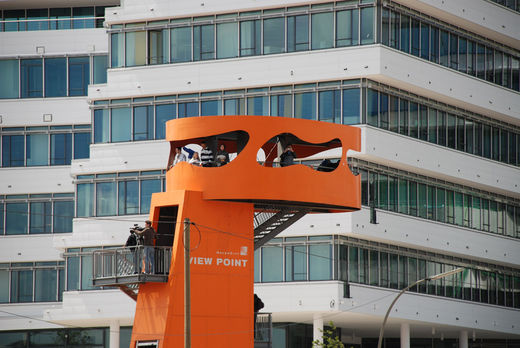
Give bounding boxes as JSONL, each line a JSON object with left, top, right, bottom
{"left": 400, "top": 323, "right": 410, "bottom": 348}
{"left": 459, "top": 330, "right": 468, "bottom": 348}
{"left": 313, "top": 315, "right": 324, "bottom": 345}
{"left": 110, "top": 320, "right": 120, "bottom": 348}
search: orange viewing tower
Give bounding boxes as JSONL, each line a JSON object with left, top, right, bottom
{"left": 130, "top": 116, "right": 361, "bottom": 347}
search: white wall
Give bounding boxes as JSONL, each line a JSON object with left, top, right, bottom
{"left": 0, "top": 234, "right": 63, "bottom": 262}
{"left": 0, "top": 29, "right": 108, "bottom": 57}
{"left": 0, "top": 166, "right": 74, "bottom": 194}
{"left": 359, "top": 126, "right": 520, "bottom": 198}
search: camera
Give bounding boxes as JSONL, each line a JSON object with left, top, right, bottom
{"left": 130, "top": 224, "right": 144, "bottom": 233}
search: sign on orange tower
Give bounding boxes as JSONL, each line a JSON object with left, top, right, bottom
{"left": 130, "top": 116, "right": 361, "bottom": 348}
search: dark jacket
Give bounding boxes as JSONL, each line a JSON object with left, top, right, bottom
{"left": 254, "top": 294, "right": 264, "bottom": 312}
{"left": 280, "top": 150, "right": 296, "bottom": 167}
{"left": 125, "top": 233, "right": 137, "bottom": 247}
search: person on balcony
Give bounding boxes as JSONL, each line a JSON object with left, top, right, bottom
{"left": 125, "top": 228, "right": 139, "bottom": 274}
{"left": 216, "top": 144, "right": 230, "bottom": 166}
{"left": 200, "top": 141, "right": 214, "bottom": 167}
{"left": 135, "top": 220, "right": 156, "bottom": 274}
{"left": 280, "top": 145, "right": 296, "bottom": 167}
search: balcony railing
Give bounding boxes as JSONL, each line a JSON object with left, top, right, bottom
{"left": 92, "top": 246, "right": 171, "bottom": 287}
{"left": 255, "top": 313, "right": 272, "bottom": 348}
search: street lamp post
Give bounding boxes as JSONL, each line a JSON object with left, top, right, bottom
{"left": 377, "top": 267, "right": 465, "bottom": 348}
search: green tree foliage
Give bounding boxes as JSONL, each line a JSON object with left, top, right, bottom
{"left": 312, "top": 322, "right": 344, "bottom": 348}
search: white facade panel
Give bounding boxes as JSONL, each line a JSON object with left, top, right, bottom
{"left": 0, "top": 29, "right": 108, "bottom": 58}
{"left": 359, "top": 126, "right": 520, "bottom": 198}
{"left": 0, "top": 166, "right": 74, "bottom": 194}
{"left": 0, "top": 98, "right": 91, "bottom": 127}
{"left": 0, "top": 234, "right": 63, "bottom": 263}
{"left": 0, "top": 303, "right": 65, "bottom": 331}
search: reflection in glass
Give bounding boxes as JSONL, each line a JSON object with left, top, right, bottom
{"left": 26, "top": 134, "right": 49, "bottom": 166}
{"left": 68, "top": 57, "right": 89, "bottom": 96}
{"left": 171, "top": 27, "right": 192, "bottom": 62}
{"left": 44, "top": 58, "right": 66, "bottom": 97}
{"left": 156, "top": 104, "right": 176, "bottom": 139}
{"left": 21, "top": 59, "right": 43, "bottom": 98}
{"left": 96, "top": 182, "right": 116, "bottom": 216}
{"left": 111, "top": 107, "right": 131, "bottom": 142}
{"left": 263, "top": 18, "right": 285, "bottom": 54}
{"left": 217, "top": 23, "right": 238, "bottom": 59}
{"left": 337, "top": 9, "right": 359, "bottom": 47}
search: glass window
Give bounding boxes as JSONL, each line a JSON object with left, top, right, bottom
{"left": 440, "top": 30, "right": 449, "bottom": 67}
{"left": 436, "top": 188, "right": 445, "bottom": 223}
{"left": 447, "top": 113, "right": 456, "bottom": 149}
{"left": 381, "top": 8, "right": 389, "bottom": 46}
{"left": 77, "top": 183, "right": 94, "bottom": 217}
{"left": 81, "top": 248, "right": 96, "bottom": 290}
{"left": 318, "top": 90, "right": 340, "bottom": 123}
{"left": 224, "top": 98, "right": 245, "bottom": 115}
{"left": 287, "top": 15, "right": 309, "bottom": 52}
{"left": 118, "top": 181, "right": 139, "bottom": 215}
{"left": 262, "top": 247, "right": 283, "bottom": 282}
{"left": 348, "top": 246, "right": 359, "bottom": 282}
{"left": 74, "top": 132, "right": 90, "bottom": 159}
{"left": 51, "top": 133, "right": 72, "bottom": 165}
{"left": 294, "top": 92, "right": 316, "bottom": 120}
{"left": 0, "top": 60, "right": 19, "bottom": 99}
{"left": 420, "top": 22, "right": 429, "bottom": 60}
{"left": 378, "top": 174, "right": 388, "bottom": 209}
{"left": 44, "top": 58, "right": 66, "bottom": 97}
{"left": 312, "top": 13, "right": 333, "bottom": 50}
{"left": 486, "top": 47, "right": 494, "bottom": 83}
{"left": 419, "top": 105, "right": 427, "bottom": 141}
{"left": 495, "top": 51, "right": 503, "bottom": 86}
{"left": 400, "top": 14, "right": 410, "bottom": 53}
{"left": 360, "top": 7, "right": 374, "bottom": 44}
{"left": 247, "top": 96, "right": 268, "bottom": 116}
{"left": 4, "top": 10, "right": 26, "bottom": 31}
{"left": 492, "top": 127, "right": 500, "bottom": 161}
{"left": 286, "top": 245, "right": 307, "bottom": 281}
{"left": 500, "top": 129, "right": 508, "bottom": 163}
{"left": 93, "top": 55, "right": 108, "bottom": 84}
{"left": 336, "top": 9, "right": 358, "bottom": 47}
{"left": 454, "top": 192, "right": 463, "bottom": 226}
{"left": 201, "top": 100, "right": 222, "bottom": 116}
{"left": 512, "top": 57, "right": 520, "bottom": 92}
{"left": 111, "top": 107, "right": 131, "bottom": 142}
{"left": 35, "top": 269, "right": 57, "bottom": 301}
{"left": 217, "top": 22, "right": 238, "bottom": 59}
{"left": 126, "top": 31, "right": 146, "bottom": 66}
{"left": 366, "top": 89, "right": 378, "bottom": 126}
{"left": 449, "top": 33, "right": 458, "bottom": 70}
{"left": 178, "top": 102, "right": 199, "bottom": 118}
{"left": 459, "top": 38, "right": 467, "bottom": 73}
{"left": 140, "top": 179, "right": 161, "bottom": 214}
{"left": 389, "top": 96, "right": 398, "bottom": 132}
{"left": 271, "top": 94, "right": 292, "bottom": 117}
{"left": 342, "top": 88, "right": 360, "bottom": 125}
{"left": 409, "top": 181, "right": 417, "bottom": 216}
{"left": 399, "top": 99, "right": 408, "bottom": 135}
{"left": 411, "top": 19, "right": 419, "bottom": 56}
{"left": 240, "top": 20, "right": 261, "bottom": 56}
{"left": 417, "top": 183, "right": 427, "bottom": 218}
{"left": 149, "top": 29, "right": 168, "bottom": 65}
{"left": 68, "top": 57, "right": 89, "bottom": 96}
{"left": 21, "top": 59, "right": 43, "bottom": 98}
{"left": 30, "top": 202, "right": 51, "bottom": 234}
{"left": 155, "top": 103, "right": 176, "bottom": 139}
{"left": 309, "top": 244, "right": 332, "bottom": 281}
{"left": 67, "top": 253, "right": 80, "bottom": 290}
{"left": 430, "top": 27, "right": 439, "bottom": 63}
{"left": 254, "top": 249, "right": 260, "bottom": 282}
{"left": 96, "top": 182, "right": 116, "bottom": 216}
{"left": 263, "top": 17, "right": 285, "bottom": 54}
{"left": 0, "top": 270, "right": 8, "bottom": 302}
{"left": 111, "top": 33, "right": 124, "bottom": 68}
{"left": 369, "top": 250, "right": 378, "bottom": 286}
{"left": 94, "top": 109, "right": 109, "bottom": 143}
{"left": 409, "top": 102, "right": 418, "bottom": 138}
{"left": 171, "top": 27, "right": 192, "bottom": 63}
{"left": 53, "top": 201, "right": 73, "bottom": 233}
{"left": 398, "top": 178, "right": 408, "bottom": 214}
{"left": 133, "top": 105, "right": 154, "bottom": 141}
{"left": 2, "top": 135, "right": 25, "bottom": 167}
{"left": 72, "top": 7, "right": 94, "bottom": 29}
{"left": 467, "top": 40, "right": 476, "bottom": 76}
{"left": 26, "top": 134, "right": 49, "bottom": 166}
{"left": 379, "top": 93, "right": 388, "bottom": 129}
{"left": 194, "top": 24, "right": 215, "bottom": 61}
{"left": 11, "top": 270, "right": 33, "bottom": 302}
{"left": 483, "top": 124, "right": 491, "bottom": 158}
{"left": 359, "top": 248, "right": 368, "bottom": 284}
{"left": 465, "top": 120, "right": 474, "bottom": 154}
{"left": 428, "top": 108, "right": 437, "bottom": 143}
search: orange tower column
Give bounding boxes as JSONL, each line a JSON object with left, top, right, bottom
{"left": 130, "top": 190, "right": 254, "bottom": 348}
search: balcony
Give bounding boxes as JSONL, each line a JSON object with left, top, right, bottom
{"left": 255, "top": 313, "right": 273, "bottom": 348}
{"left": 92, "top": 246, "right": 171, "bottom": 299}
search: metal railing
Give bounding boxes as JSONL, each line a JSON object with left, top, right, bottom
{"left": 93, "top": 246, "right": 172, "bottom": 283}
{"left": 255, "top": 313, "right": 272, "bottom": 347}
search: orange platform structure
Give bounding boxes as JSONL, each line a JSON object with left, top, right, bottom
{"left": 129, "top": 116, "right": 361, "bottom": 348}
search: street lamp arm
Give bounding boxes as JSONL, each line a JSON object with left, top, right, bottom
{"left": 376, "top": 278, "right": 427, "bottom": 348}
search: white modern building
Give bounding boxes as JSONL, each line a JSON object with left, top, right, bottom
{"left": 0, "top": 0, "right": 519, "bottom": 347}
